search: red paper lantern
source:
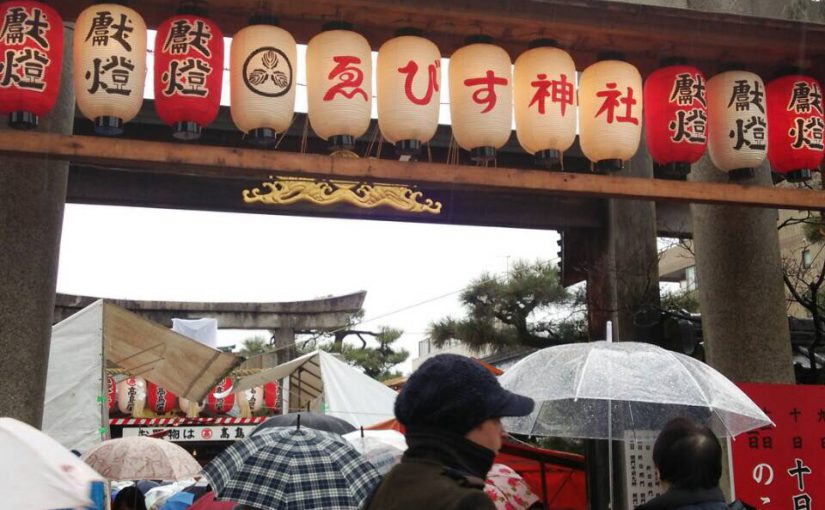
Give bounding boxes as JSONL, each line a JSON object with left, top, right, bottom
{"left": 145, "top": 381, "right": 177, "bottom": 415}
{"left": 263, "top": 381, "right": 279, "bottom": 411}
{"left": 767, "top": 74, "right": 824, "bottom": 182}
{"left": 154, "top": 7, "right": 223, "bottom": 140}
{"left": 106, "top": 374, "right": 116, "bottom": 414}
{"left": 0, "top": 0, "right": 63, "bottom": 129}
{"left": 207, "top": 376, "right": 235, "bottom": 414}
{"left": 644, "top": 64, "right": 707, "bottom": 179}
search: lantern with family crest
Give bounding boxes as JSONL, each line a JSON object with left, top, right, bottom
{"left": 767, "top": 72, "right": 824, "bottom": 182}
{"left": 307, "top": 22, "right": 372, "bottom": 154}
{"left": 230, "top": 15, "right": 296, "bottom": 147}
{"left": 73, "top": 3, "right": 146, "bottom": 135}
{"left": 0, "top": 0, "right": 63, "bottom": 129}
{"left": 579, "top": 53, "right": 643, "bottom": 173}
{"left": 449, "top": 35, "right": 512, "bottom": 163}
{"left": 707, "top": 67, "right": 767, "bottom": 180}
{"left": 513, "top": 39, "right": 576, "bottom": 170}
{"left": 644, "top": 59, "right": 707, "bottom": 180}
{"left": 154, "top": 4, "right": 223, "bottom": 140}
{"left": 377, "top": 28, "right": 441, "bottom": 158}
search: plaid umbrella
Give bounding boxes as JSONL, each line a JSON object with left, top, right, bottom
{"left": 202, "top": 427, "right": 381, "bottom": 510}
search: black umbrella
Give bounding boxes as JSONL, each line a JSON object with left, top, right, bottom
{"left": 253, "top": 411, "right": 356, "bottom": 435}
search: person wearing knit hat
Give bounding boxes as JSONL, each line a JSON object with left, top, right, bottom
{"left": 364, "top": 354, "right": 535, "bottom": 510}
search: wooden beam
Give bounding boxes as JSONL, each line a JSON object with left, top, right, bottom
{"left": 2, "top": 131, "right": 823, "bottom": 210}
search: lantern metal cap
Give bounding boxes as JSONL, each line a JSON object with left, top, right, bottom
{"left": 395, "top": 139, "right": 421, "bottom": 157}
{"left": 728, "top": 167, "right": 755, "bottom": 181}
{"left": 247, "top": 128, "right": 278, "bottom": 147}
{"left": 465, "top": 34, "right": 494, "bottom": 45}
{"left": 535, "top": 149, "right": 562, "bottom": 171}
{"left": 784, "top": 169, "right": 813, "bottom": 183}
{"left": 322, "top": 21, "right": 354, "bottom": 32}
{"left": 773, "top": 65, "right": 804, "bottom": 79}
{"left": 595, "top": 159, "right": 623, "bottom": 173}
{"left": 176, "top": 1, "right": 209, "bottom": 17}
{"left": 172, "top": 121, "right": 202, "bottom": 141}
{"left": 470, "top": 146, "right": 496, "bottom": 162}
{"left": 329, "top": 135, "right": 355, "bottom": 152}
{"left": 249, "top": 14, "right": 279, "bottom": 26}
{"left": 597, "top": 51, "right": 625, "bottom": 62}
{"left": 94, "top": 116, "right": 124, "bottom": 136}
{"left": 654, "top": 162, "right": 691, "bottom": 180}
{"left": 394, "top": 27, "right": 423, "bottom": 37}
{"left": 8, "top": 111, "right": 37, "bottom": 130}
{"left": 659, "top": 56, "right": 688, "bottom": 67}
{"left": 529, "top": 38, "right": 558, "bottom": 49}
{"left": 718, "top": 62, "right": 745, "bottom": 73}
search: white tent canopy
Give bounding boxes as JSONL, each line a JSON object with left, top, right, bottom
{"left": 236, "top": 350, "right": 397, "bottom": 428}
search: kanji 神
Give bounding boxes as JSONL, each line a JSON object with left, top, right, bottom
{"left": 595, "top": 82, "right": 638, "bottom": 124}
{"left": 323, "top": 55, "right": 368, "bottom": 101}
{"left": 787, "top": 81, "right": 824, "bottom": 115}
{"left": 85, "top": 55, "right": 134, "bottom": 95}
{"left": 463, "top": 70, "right": 508, "bottom": 114}
{"left": 729, "top": 115, "right": 766, "bottom": 150}
{"left": 669, "top": 73, "right": 706, "bottom": 107}
{"left": 162, "top": 19, "right": 212, "bottom": 57}
{"left": 161, "top": 58, "right": 211, "bottom": 97}
{"left": 669, "top": 108, "right": 706, "bottom": 144}
{"left": 397, "top": 59, "right": 439, "bottom": 106}
{"left": 84, "top": 11, "right": 133, "bottom": 51}
{"left": 0, "top": 6, "right": 50, "bottom": 48}
{"left": 727, "top": 79, "right": 764, "bottom": 113}
{"left": 0, "top": 48, "right": 48, "bottom": 90}
{"left": 528, "top": 73, "right": 574, "bottom": 116}
{"left": 790, "top": 117, "right": 825, "bottom": 150}
{"left": 788, "top": 458, "right": 812, "bottom": 492}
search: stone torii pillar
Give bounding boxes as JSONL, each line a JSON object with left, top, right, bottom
{"left": 0, "top": 24, "right": 74, "bottom": 427}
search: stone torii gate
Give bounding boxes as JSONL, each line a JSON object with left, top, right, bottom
{"left": 53, "top": 291, "right": 366, "bottom": 366}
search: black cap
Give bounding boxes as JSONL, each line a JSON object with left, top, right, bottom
{"left": 465, "top": 34, "right": 494, "bottom": 45}
{"left": 535, "top": 149, "right": 562, "bottom": 171}
{"left": 471, "top": 146, "right": 497, "bottom": 162}
{"left": 172, "top": 121, "right": 202, "bottom": 141}
{"left": 654, "top": 162, "right": 691, "bottom": 180}
{"left": 8, "top": 111, "right": 37, "bottom": 130}
{"left": 728, "top": 167, "right": 755, "bottom": 181}
{"left": 329, "top": 134, "right": 355, "bottom": 152}
{"left": 529, "top": 38, "right": 558, "bottom": 49}
{"left": 94, "top": 116, "right": 124, "bottom": 136}
{"left": 395, "top": 139, "right": 421, "bottom": 157}
{"left": 246, "top": 128, "right": 278, "bottom": 147}
{"left": 322, "top": 21, "right": 354, "bottom": 32}
{"left": 785, "top": 168, "right": 812, "bottom": 183}
{"left": 595, "top": 159, "right": 623, "bottom": 173}
{"left": 395, "top": 354, "right": 535, "bottom": 435}
{"left": 394, "top": 27, "right": 423, "bottom": 37}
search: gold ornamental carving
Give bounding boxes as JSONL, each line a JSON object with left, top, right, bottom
{"left": 242, "top": 176, "right": 442, "bottom": 214}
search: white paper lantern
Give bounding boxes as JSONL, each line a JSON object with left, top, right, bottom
{"left": 178, "top": 395, "right": 204, "bottom": 415}
{"left": 230, "top": 17, "right": 296, "bottom": 147}
{"left": 579, "top": 57, "right": 643, "bottom": 172}
{"left": 116, "top": 376, "right": 146, "bottom": 416}
{"left": 377, "top": 29, "right": 441, "bottom": 156}
{"left": 449, "top": 36, "right": 512, "bottom": 161}
{"left": 514, "top": 39, "right": 577, "bottom": 169}
{"left": 707, "top": 69, "right": 768, "bottom": 180}
{"left": 244, "top": 386, "right": 265, "bottom": 413}
{"left": 306, "top": 23, "right": 372, "bottom": 152}
{"left": 73, "top": 3, "right": 146, "bottom": 135}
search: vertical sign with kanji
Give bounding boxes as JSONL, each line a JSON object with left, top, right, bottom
{"left": 0, "top": 0, "right": 63, "bottom": 128}
{"left": 767, "top": 74, "right": 824, "bottom": 181}
{"left": 73, "top": 3, "right": 146, "bottom": 135}
{"left": 154, "top": 12, "right": 223, "bottom": 140}
{"left": 623, "top": 430, "right": 664, "bottom": 509}
{"left": 731, "top": 383, "right": 825, "bottom": 510}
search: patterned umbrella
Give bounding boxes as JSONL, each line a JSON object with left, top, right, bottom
{"left": 81, "top": 436, "right": 201, "bottom": 481}
{"left": 203, "top": 426, "right": 381, "bottom": 509}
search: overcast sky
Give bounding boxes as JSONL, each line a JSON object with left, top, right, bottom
{"left": 57, "top": 204, "right": 559, "bottom": 373}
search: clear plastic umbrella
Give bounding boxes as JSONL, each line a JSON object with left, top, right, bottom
{"left": 500, "top": 335, "right": 773, "bottom": 440}
{"left": 343, "top": 429, "right": 407, "bottom": 475}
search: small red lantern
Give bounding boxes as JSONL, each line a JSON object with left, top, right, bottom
{"left": 263, "top": 381, "right": 279, "bottom": 411}
{"left": 106, "top": 374, "right": 116, "bottom": 414}
{"left": 146, "top": 381, "right": 178, "bottom": 415}
{"left": 154, "top": 5, "right": 223, "bottom": 140}
{"left": 0, "top": 0, "right": 63, "bottom": 129}
{"left": 767, "top": 73, "right": 824, "bottom": 182}
{"left": 207, "top": 377, "right": 235, "bottom": 414}
{"left": 644, "top": 62, "right": 707, "bottom": 180}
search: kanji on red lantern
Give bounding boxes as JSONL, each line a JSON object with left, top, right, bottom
{"left": 767, "top": 74, "right": 825, "bottom": 179}
{"left": 463, "top": 69, "right": 508, "bottom": 113}
{"left": 595, "top": 82, "right": 638, "bottom": 124}
{"left": 323, "top": 55, "right": 368, "bottom": 101}
{"left": 0, "top": 0, "right": 62, "bottom": 127}
{"left": 397, "top": 58, "right": 439, "bottom": 106}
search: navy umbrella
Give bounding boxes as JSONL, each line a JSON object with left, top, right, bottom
{"left": 253, "top": 412, "right": 356, "bottom": 435}
{"left": 203, "top": 426, "right": 381, "bottom": 510}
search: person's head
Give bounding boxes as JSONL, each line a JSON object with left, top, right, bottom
{"left": 394, "top": 354, "right": 534, "bottom": 454}
{"left": 652, "top": 417, "right": 722, "bottom": 490}
{"left": 112, "top": 486, "right": 147, "bottom": 510}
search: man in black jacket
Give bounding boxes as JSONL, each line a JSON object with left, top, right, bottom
{"left": 365, "top": 354, "right": 535, "bottom": 510}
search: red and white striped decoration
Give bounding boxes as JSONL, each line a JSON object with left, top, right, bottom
{"left": 109, "top": 416, "right": 265, "bottom": 426}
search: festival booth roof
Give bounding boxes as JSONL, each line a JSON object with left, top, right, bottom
{"left": 235, "top": 350, "right": 397, "bottom": 428}
{"left": 43, "top": 300, "right": 241, "bottom": 452}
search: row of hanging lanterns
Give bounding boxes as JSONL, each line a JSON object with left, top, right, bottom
{"left": 1, "top": 1, "right": 822, "bottom": 181}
